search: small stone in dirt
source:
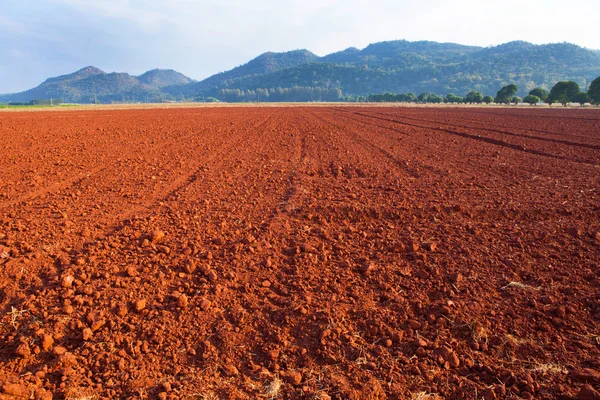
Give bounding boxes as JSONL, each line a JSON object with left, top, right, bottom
{"left": 62, "top": 275, "right": 74, "bottom": 288}
{"left": 82, "top": 328, "right": 93, "bottom": 341}
{"left": 177, "top": 294, "right": 189, "bottom": 308}
{"left": 421, "top": 242, "right": 437, "bottom": 251}
{"left": 567, "top": 227, "right": 582, "bottom": 237}
{"left": 2, "top": 383, "right": 29, "bottom": 398}
{"left": 284, "top": 370, "right": 303, "bottom": 386}
{"left": 126, "top": 266, "right": 138, "bottom": 277}
{"left": 416, "top": 269, "right": 430, "bottom": 279}
{"left": 482, "top": 387, "right": 497, "bottom": 400}
{"left": 135, "top": 299, "right": 147, "bottom": 312}
{"left": 91, "top": 320, "right": 106, "bottom": 332}
{"left": 415, "top": 347, "right": 427, "bottom": 357}
{"left": 450, "top": 272, "right": 463, "bottom": 283}
{"left": 223, "top": 363, "right": 239, "bottom": 376}
{"left": 156, "top": 245, "right": 170, "bottom": 254}
{"left": 53, "top": 346, "right": 67, "bottom": 356}
{"left": 206, "top": 270, "right": 217, "bottom": 282}
{"left": 199, "top": 298, "right": 211, "bottom": 310}
{"left": 42, "top": 335, "right": 54, "bottom": 351}
{"left": 392, "top": 331, "right": 405, "bottom": 343}
{"left": 360, "top": 261, "right": 374, "bottom": 275}
{"left": 15, "top": 343, "right": 31, "bottom": 358}
{"left": 407, "top": 319, "right": 422, "bottom": 330}
{"left": 116, "top": 305, "right": 128, "bottom": 317}
{"left": 570, "top": 369, "right": 600, "bottom": 384}
{"left": 440, "top": 346, "right": 460, "bottom": 368}
{"left": 578, "top": 385, "right": 600, "bottom": 400}
{"left": 262, "top": 280, "right": 272, "bottom": 288}
{"left": 183, "top": 260, "right": 196, "bottom": 274}
{"left": 151, "top": 230, "right": 165, "bottom": 243}
{"left": 34, "top": 388, "right": 53, "bottom": 400}
{"left": 415, "top": 337, "right": 428, "bottom": 348}
{"left": 267, "top": 349, "right": 280, "bottom": 360}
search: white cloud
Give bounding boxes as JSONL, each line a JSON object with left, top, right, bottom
{"left": 50, "top": 0, "right": 167, "bottom": 32}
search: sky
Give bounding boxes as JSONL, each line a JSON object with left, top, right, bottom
{"left": 1, "top": 0, "right": 599, "bottom": 93}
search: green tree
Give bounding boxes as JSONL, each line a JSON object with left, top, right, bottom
{"left": 523, "top": 95, "right": 541, "bottom": 105}
{"left": 427, "top": 94, "right": 443, "bottom": 103}
{"left": 464, "top": 90, "right": 484, "bottom": 104}
{"left": 572, "top": 92, "right": 589, "bottom": 106}
{"left": 482, "top": 95, "right": 494, "bottom": 104}
{"left": 512, "top": 96, "right": 522, "bottom": 105}
{"left": 417, "top": 92, "right": 430, "bottom": 103}
{"left": 495, "top": 84, "right": 518, "bottom": 104}
{"left": 529, "top": 88, "right": 548, "bottom": 101}
{"left": 549, "top": 81, "right": 580, "bottom": 106}
{"left": 588, "top": 76, "right": 600, "bottom": 105}
{"left": 445, "top": 93, "right": 461, "bottom": 103}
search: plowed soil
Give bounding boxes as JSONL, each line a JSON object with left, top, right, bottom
{"left": 0, "top": 107, "right": 599, "bottom": 400}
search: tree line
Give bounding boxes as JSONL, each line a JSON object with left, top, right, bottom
{"left": 367, "top": 76, "right": 600, "bottom": 106}
{"left": 6, "top": 99, "right": 64, "bottom": 106}
{"left": 215, "top": 87, "right": 342, "bottom": 102}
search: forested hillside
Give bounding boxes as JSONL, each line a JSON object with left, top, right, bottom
{"left": 2, "top": 40, "right": 600, "bottom": 103}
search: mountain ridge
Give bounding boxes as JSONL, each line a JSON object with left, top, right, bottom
{"left": 2, "top": 40, "right": 600, "bottom": 103}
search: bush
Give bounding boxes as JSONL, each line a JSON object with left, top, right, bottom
{"left": 572, "top": 92, "right": 589, "bottom": 106}
{"left": 529, "top": 88, "right": 548, "bottom": 101}
{"left": 523, "top": 95, "right": 541, "bottom": 105}
{"left": 588, "top": 76, "right": 600, "bottom": 105}
{"left": 549, "top": 81, "right": 580, "bottom": 106}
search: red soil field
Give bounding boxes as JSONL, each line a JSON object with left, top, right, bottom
{"left": 0, "top": 106, "right": 599, "bottom": 400}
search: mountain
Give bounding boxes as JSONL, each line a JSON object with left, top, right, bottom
{"left": 174, "top": 49, "right": 319, "bottom": 96}
{"left": 0, "top": 67, "right": 193, "bottom": 103}
{"left": 137, "top": 69, "right": 195, "bottom": 88}
{"left": 2, "top": 40, "right": 600, "bottom": 103}
{"left": 187, "top": 40, "right": 600, "bottom": 99}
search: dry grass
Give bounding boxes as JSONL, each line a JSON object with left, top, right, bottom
{"left": 411, "top": 392, "right": 443, "bottom": 400}
{"left": 472, "top": 325, "right": 489, "bottom": 343}
{"left": 264, "top": 378, "right": 282, "bottom": 399}
{"left": 9, "top": 306, "right": 28, "bottom": 328}
{"left": 310, "top": 392, "right": 332, "bottom": 400}
{"left": 501, "top": 281, "right": 541, "bottom": 291}
{"left": 195, "top": 393, "right": 219, "bottom": 400}
{"left": 64, "top": 387, "right": 96, "bottom": 400}
{"left": 505, "top": 334, "right": 531, "bottom": 346}
{"left": 530, "top": 363, "right": 568, "bottom": 375}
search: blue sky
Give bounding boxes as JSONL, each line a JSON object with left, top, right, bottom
{"left": 1, "top": 0, "right": 599, "bottom": 93}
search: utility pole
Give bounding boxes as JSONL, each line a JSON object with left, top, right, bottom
{"left": 50, "top": 98, "right": 53, "bottom": 106}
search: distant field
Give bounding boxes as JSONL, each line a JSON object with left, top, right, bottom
{"left": 0, "top": 101, "right": 598, "bottom": 112}
{"left": 0, "top": 104, "right": 80, "bottom": 110}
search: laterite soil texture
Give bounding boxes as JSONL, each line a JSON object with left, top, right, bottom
{"left": 0, "top": 107, "right": 599, "bottom": 399}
